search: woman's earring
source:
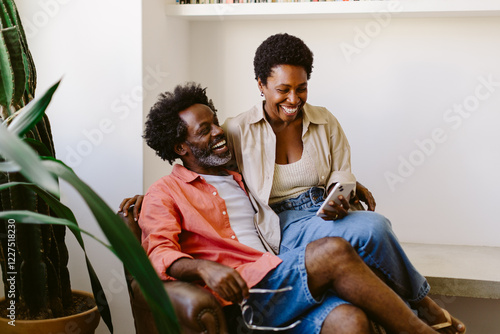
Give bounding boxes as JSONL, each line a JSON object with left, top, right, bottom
{"left": 260, "top": 91, "right": 264, "bottom": 97}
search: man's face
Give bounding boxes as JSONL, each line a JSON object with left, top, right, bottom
{"left": 179, "top": 104, "right": 231, "bottom": 171}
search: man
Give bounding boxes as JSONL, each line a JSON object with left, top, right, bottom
{"left": 131, "top": 82, "right": 464, "bottom": 333}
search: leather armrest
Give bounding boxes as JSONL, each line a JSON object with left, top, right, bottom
{"left": 117, "top": 210, "right": 228, "bottom": 334}
{"left": 128, "top": 278, "right": 227, "bottom": 334}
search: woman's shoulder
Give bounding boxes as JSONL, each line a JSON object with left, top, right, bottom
{"left": 224, "top": 105, "right": 262, "bottom": 130}
{"left": 304, "top": 103, "right": 340, "bottom": 124}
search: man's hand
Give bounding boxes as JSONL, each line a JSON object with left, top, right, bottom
{"left": 198, "top": 261, "right": 249, "bottom": 304}
{"left": 118, "top": 195, "right": 144, "bottom": 221}
{"left": 169, "top": 258, "right": 249, "bottom": 304}
{"left": 351, "top": 182, "right": 376, "bottom": 211}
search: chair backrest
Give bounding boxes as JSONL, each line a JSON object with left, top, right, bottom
{"left": 117, "top": 207, "right": 163, "bottom": 334}
{"left": 117, "top": 207, "right": 142, "bottom": 242}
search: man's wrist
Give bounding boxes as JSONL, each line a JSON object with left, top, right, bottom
{"left": 168, "top": 257, "right": 202, "bottom": 281}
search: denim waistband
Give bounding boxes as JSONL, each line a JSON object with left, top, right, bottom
{"left": 270, "top": 187, "right": 326, "bottom": 214}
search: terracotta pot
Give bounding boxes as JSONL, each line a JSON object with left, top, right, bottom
{"left": 0, "top": 290, "right": 100, "bottom": 334}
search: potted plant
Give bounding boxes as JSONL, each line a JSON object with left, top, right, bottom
{"left": 0, "top": 1, "right": 180, "bottom": 333}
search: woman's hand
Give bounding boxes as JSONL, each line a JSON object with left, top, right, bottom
{"left": 318, "top": 195, "right": 350, "bottom": 221}
{"left": 351, "top": 182, "right": 376, "bottom": 211}
{"left": 118, "top": 195, "right": 144, "bottom": 221}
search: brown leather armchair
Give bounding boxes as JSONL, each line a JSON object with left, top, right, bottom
{"left": 118, "top": 208, "right": 386, "bottom": 334}
{"left": 118, "top": 208, "right": 239, "bottom": 334}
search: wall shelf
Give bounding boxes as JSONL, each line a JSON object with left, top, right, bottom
{"left": 165, "top": 0, "right": 500, "bottom": 21}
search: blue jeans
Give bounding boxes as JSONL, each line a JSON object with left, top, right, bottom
{"left": 270, "top": 187, "right": 430, "bottom": 304}
{"left": 236, "top": 246, "right": 349, "bottom": 334}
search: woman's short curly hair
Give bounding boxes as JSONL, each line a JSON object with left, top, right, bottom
{"left": 254, "top": 33, "right": 314, "bottom": 85}
{"left": 144, "top": 82, "right": 217, "bottom": 164}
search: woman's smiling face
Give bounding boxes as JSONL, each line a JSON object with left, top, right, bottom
{"left": 259, "top": 64, "right": 308, "bottom": 125}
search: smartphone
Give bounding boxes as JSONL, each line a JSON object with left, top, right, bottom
{"left": 315, "top": 182, "right": 356, "bottom": 218}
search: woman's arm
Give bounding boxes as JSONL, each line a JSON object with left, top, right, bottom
{"left": 118, "top": 195, "right": 144, "bottom": 220}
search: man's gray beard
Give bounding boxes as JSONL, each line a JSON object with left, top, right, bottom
{"left": 187, "top": 143, "right": 232, "bottom": 168}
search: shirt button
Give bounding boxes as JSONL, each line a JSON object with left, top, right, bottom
{"left": 231, "top": 235, "right": 236, "bottom": 239}
{"left": 222, "top": 211, "right": 227, "bottom": 215}
{"left": 213, "top": 191, "right": 217, "bottom": 196}
{"left": 321, "top": 176, "right": 325, "bottom": 180}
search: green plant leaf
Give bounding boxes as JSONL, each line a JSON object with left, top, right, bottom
{"left": 0, "top": 210, "right": 110, "bottom": 248}
{"left": 0, "top": 180, "right": 114, "bottom": 331}
{"left": 0, "top": 0, "right": 14, "bottom": 28}
{"left": 0, "top": 123, "right": 59, "bottom": 195}
{"left": 0, "top": 27, "right": 14, "bottom": 110}
{"left": 0, "top": 182, "right": 111, "bottom": 250}
{"left": 23, "top": 137, "right": 53, "bottom": 157}
{"left": 7, "top": 0, "right": 30, "bottom": 53}
{"left": 2, "top": 26, "right": 25, "bottom": 106}
{"left": 42, "top": 158, "right": 180, "bottom": 334}
{"left": 2, "top": 0, "right": 18, "bottom": 27}
{"left": 0, "top": 160, "right": 19, "bottom": 172}
{"left": 7, "top": 80, "right": 60, "bottom": 136}
{"left": 0, "top": 0, "right": 36, "bottom": 106}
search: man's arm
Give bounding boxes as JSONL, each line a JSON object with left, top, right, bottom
{"left": 352, "top": 181, "right": 376, "bottom": 211}
{"left": 169, "top": 258, "right": 249, "bottom": 304}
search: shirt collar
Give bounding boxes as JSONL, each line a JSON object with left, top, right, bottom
{"left": 247, "top": 101, "right": 266, "bottom": 124}
{"left": 303, "top": 103, "right": 329, "bottom": 125}
{"left": 172, "top": 163, "right": 242, "bottom": 183}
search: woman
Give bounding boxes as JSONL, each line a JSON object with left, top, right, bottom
{"left": 224, "top": 33, "right": 395, "bottom": 254}
{"left": 223, "top": 33, "right": 465, "bottom": 333}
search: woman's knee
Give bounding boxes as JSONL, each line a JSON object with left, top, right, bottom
{"left": 350, "top": 211, "right": 393, "bottom": 242}
{"left": 365, "top": 211, "right": 392, "bottom": 229}
{"left": 321, "top": 304, "right": 371, "bottom": 334}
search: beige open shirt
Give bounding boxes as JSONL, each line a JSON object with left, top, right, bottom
{"left": 223, "top": 102, "right": 356, "bottom": 254}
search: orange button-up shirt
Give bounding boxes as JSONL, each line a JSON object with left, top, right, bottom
{"left": 139, "top": 164, "right": 282, "bottom": 303}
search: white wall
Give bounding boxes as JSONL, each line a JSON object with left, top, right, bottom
{"left": 142, "top": 0, "right": 190, "bottom": 189}
{"left": 182, "top": 16, "right": 500, "bottom": 248}
{"left": 14, "top": 1, "right": 143, "bottom": 333}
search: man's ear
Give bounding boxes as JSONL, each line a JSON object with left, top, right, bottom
{"left": 174, "top": 143, "right": 187, "bottom": 156}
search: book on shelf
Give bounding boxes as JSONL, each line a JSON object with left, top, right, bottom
{"left": 177, "top": 0, "right": 373, "bottom": 4}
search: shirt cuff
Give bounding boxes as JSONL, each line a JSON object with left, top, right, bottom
{"left": 151, "top": 250, "right": 194, "bottom": 281}
{"left": 326, "top": 171, "right": 356, "bottom": 192}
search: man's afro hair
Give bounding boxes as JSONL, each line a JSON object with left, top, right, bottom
{"left": 144, "top": 82, "right": 217, "bottom": 164}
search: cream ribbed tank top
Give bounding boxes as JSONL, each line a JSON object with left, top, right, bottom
{"left": 269, "top": 150, "right": 319, "bottom": 205}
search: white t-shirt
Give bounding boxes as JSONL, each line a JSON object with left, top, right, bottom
{"left": 200, "top": 174, "right": 267, "bottom": 253}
